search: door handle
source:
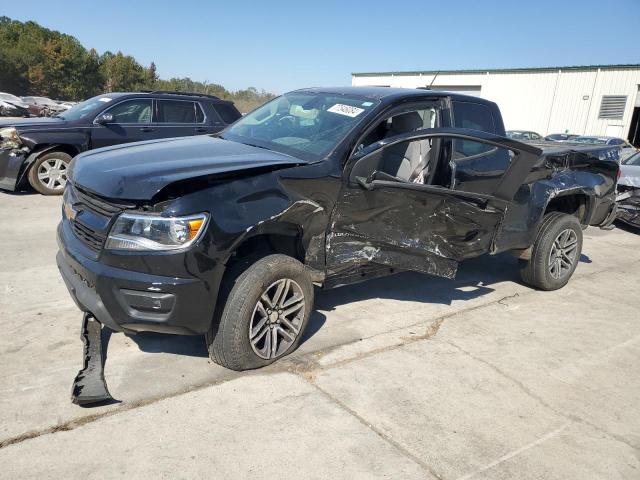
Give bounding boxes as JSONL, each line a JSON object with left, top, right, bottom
{"left": 195, "top": 127, "right": 208, "bottom": 133}
{"left": 139, "top": 127, "right": 155, "bottom": 132}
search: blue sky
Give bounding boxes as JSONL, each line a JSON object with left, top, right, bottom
{"left": 2, "top": 0, "right": 639, "bottom": 93}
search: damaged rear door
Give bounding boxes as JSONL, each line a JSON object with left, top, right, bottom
{"left": 326, "top": 128, "right": 541, "bottom": 281}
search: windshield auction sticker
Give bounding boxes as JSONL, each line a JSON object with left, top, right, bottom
{"left": 327, "top": 104, "right": 365, "bottom": 117}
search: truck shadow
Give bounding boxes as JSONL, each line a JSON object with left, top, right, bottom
{"left": 125, "top": 250, "right": 596, "bottom": 356}
{"left": 614, "top": 220, "right": 640, "bottom": 235}
{"left": 126, "top": 331, "right": 209, "bottom": 358}
{"left": 126, "top": 252, "right": 523, "bottom": 357}
{"left": 314, "top": 252, "right": 519, "bottom": 313}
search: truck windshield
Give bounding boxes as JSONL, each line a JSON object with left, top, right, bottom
{"left": 58, "top": 95, "right": 116, "bottom": 121}
{"left": 221, "top": 92, "right": 379, "bottom": 161}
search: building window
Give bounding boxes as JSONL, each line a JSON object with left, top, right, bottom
{"left": 598, "top": 95, "right": 627, "bottom": 120}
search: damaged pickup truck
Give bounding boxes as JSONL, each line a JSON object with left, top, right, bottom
{"left": 57, "top": 87, "right": 619, "bottom": 401}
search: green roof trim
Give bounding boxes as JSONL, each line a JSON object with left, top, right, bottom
{"left": 352, "top": 64, "right": 640, "bottom": 77}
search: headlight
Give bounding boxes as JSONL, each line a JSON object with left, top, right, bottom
{"left": 105, "top": 213, "right": 208, "bottom": 251}
{"left": 0, "top": 127, "right": 21, "bottom": 149}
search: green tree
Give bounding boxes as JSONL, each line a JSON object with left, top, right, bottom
{"left": 144, "top": 61, "right": 158, "bottom": 89}
{"left": 0, "top": 16, "right": 275, "bottom": 108}
{"left": 99, "top": 51, "right": 146, "bottom": 92}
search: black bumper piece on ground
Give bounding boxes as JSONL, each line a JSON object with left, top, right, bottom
{"left": 71, "top": 313, "right": 114, "bottom": 406}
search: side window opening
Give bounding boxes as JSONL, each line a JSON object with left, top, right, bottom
{"left": 214, "top": 103, "right": 242, "bottom": 124}
{"left": 351, "top": 135, "right": 514, "bottom": 194}
{"left": 104, "top": 99, "right": 152, "bottom": 124}
{"left": 452, "top": 101, "right": 496, "bottom": 159}
{"left": 156, "top": 100, "right": 197, "bottom": 123}
{"left": 360, "top": 107, "right": 438, "bottom": 150}
{"left": 449, "top": 139, "right": 515, "bottom": 193}
{"left": 351, "top": 137, "right": 435, "bottom": 185}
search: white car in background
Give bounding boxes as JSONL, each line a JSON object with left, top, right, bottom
{"left": 20, "top": 96, "right": 67, "bottom": 117}
{"left": 0, "top": 92, "right": 31, "bottom": 117}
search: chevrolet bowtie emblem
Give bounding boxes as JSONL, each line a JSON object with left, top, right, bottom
{"left": 64, "top": 202, "right": 79, "bottom": 221}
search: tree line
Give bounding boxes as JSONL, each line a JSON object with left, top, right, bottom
{"left": 0, "top": 16, "right": 275, "bottom": 112}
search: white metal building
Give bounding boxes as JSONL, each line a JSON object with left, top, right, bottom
{"left": 352, "top": 64, "right": 640, "bottom": 144}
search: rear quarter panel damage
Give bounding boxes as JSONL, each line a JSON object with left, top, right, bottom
{"left": 494, "top": 149, "right": 618, "bottom": 252}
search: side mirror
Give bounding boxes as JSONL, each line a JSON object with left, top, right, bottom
{"left": 96, "top": 113, "right": 114, "bottom": 124}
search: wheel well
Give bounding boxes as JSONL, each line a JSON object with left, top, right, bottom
{"left": 34, "top": 144, "right": 80, "bottom": 160}
{"left": 230, "top": 232, "right": 305, "bottom": 265}
{"left": 544, "top": 194, "right": 588, "bottom": 224}
{"left": 19, "top": 145, "right": 79, "bottom": 189}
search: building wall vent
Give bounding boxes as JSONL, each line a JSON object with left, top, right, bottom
{"left": 598, "top": 95, "right": 627, "bottom": 119}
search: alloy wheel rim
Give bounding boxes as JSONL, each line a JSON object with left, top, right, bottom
{"left": 37, "top": 158, "right": 67, "bottom": 191}
{"left": 249, "top": 278, "right": 305, "bottom": 360}
{"left": 548, "top": 228, "right": 578, "bottom": 279}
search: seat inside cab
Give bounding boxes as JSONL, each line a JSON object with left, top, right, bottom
{"left": 360, "top": 109, "right": 436, "bottom": 183}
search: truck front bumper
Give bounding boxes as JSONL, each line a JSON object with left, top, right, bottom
{"left": 0, "top": 147, "right": 28, "bottom": 191}
{"left": 57, "top": 222, "right": 220, "bottom": 335}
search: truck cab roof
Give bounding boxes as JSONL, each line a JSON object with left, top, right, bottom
{"left": 295, "top": 86, "right": 498, "bottom": 106}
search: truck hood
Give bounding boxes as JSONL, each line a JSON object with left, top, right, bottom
{"left": 0, "top": 116, "right": 66, "bottom": 129}
{"left": 69, "top": 135, "right": 306, "bottom": 201}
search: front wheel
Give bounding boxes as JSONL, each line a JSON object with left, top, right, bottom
{"left": 520, "top": 212, "right": 583, "bottom": 291}
{"left": 28, "top": 151, "right": 71, "bottom": 195}
{"left": 207, "top": 254, "right": 314, "bottom": 371}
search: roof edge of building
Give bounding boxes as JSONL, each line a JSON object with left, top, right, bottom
{"left": 352, "top": 64, "right": 640, "bottom": 77}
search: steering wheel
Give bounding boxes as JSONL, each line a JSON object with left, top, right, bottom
{"left": 276, "top": 115, "right": 297, "bottom": 128}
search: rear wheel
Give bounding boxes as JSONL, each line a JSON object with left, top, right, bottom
{"left": 520, "top": 212, "right": 583, "bottom": 291}
{"left": 28, "top": 151, "right": 71, "bottom": 195}
{"left": 206, "top": 254, "right": 314, "bottom": 371}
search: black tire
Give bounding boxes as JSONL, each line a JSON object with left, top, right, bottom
{"left": 28, "top": 151, "right": 71, "bottom": 195}
{"left": 520, "top": 212, "right": 583, "bottom": 291}
{"left": 206, "top": 254, "right": 314, "bottom": 371}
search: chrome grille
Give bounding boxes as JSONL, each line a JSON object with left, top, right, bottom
{"left": 67, "top": 185, "right": 134, "bottom": 252}
{"left": 73, "top": 186, "right": 131, "bottom": 217}
{"left": 72, "top": 221, "right": 105, "bottom": 252}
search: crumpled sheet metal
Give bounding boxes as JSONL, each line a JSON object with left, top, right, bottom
{"left": 328, "top": 240, "right": 458, "bottom": 280}
{"left": 71, "top": 313, "right": 114, "bottom": 406}
{"left": 326, "top": 187, "right": 503, "bottom": 280}
{"left": 616, "top": 185, "right": 640, "bottom": 228}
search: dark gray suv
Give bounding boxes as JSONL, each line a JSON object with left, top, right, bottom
{"left": 0, "top": 91, "right": 241, "bottom": 194}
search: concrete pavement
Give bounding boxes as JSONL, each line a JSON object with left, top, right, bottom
{"left": 0, "top": 191, "right": 639, "bottom": 479}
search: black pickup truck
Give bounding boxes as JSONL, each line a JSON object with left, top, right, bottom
{"left": 57, "top": 87, "right": 619, "bottom": 401}
{"left": 0, "top": 91, "right": 241, "bottom": 195}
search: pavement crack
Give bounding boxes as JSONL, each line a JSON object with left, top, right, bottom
{"left": 294, "top": 291, "right": 533, "bottom": 374}
{"left": 298, "top": 374, "right": 445, "bottom": 480}
{"left": 445, "top": 340, "right": 640, "bottom": 452}
{"left": 0, "top": 371, "right": 240, "bottom": 450}
{"left": 455, "top": 423, "right": 571, "bottom": 480}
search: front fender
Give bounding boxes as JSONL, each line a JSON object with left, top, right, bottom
{"left": 14, "top": 144, "right": 80, "bottom": 190}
